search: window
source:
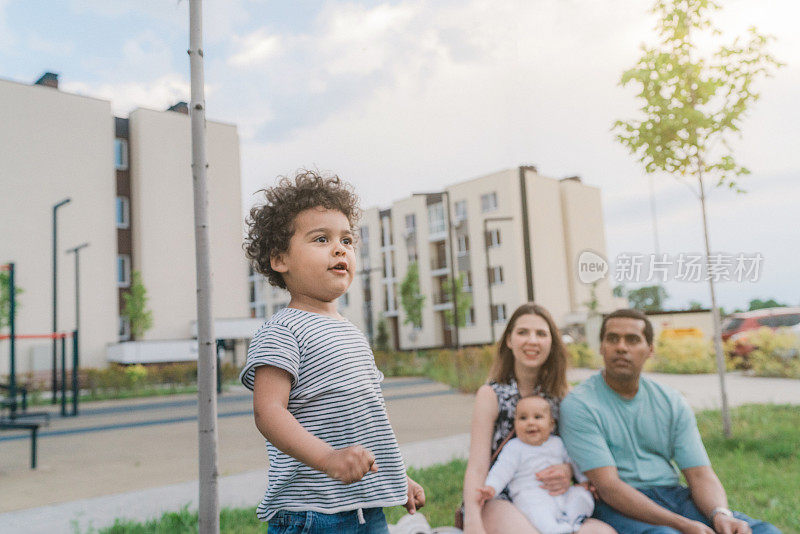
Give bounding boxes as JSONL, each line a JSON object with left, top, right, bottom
{"left": 491, "top": 304, "right": 507, "bottom": 324}
{"left": 114, "top": 138, "right": 128, "bottom": 170}
{"left": 116, "top": 197, "right": 130, "bottom": 229}
{"left": 117, "top": 254, "right": 131, "bottom": 287}
{"left": 463, "top": 271, "right": 473, "bottom": 292}
{"left": 486, "top": 228, "right": 501, "bottom": 248}
{"left": 340, "top": 293, "right": 350, "bottom": 307}
{"left": 408, "top": 249, "right": 418, "bottom": 263}
{"left": 118, "top": 317, "right": 131, "bottom": 341}
{"left": 405, "top": 214, "right": 416, "bottom": 236}
{"left": 359, "top": 226, "right": 369, "bottom": 244}
{"left": 454, "top": 200, "right": 468, "bottom": 222}
{"left": 481, "top": 192, "right": 498, "bottom": 213}
{"left": 457, "top": 235, "right": 470, "bottom": 256}
{"left": 428, "top": 203, "right": 446, "bottom": 235}
{"left": 488, "top": 266, "right": 504, "bottom": 285}
{"left": 465, "top": 307, "right": 475, "bottom": 326}
{"left": 381, "top": 215, "right": 393, "bottom": 246}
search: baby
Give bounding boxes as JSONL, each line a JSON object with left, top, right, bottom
{"left": 478, "top": 395, "right": 594, "bottom": 534}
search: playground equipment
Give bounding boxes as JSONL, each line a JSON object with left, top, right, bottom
{"left": 0, "top": 262, "right": 81, "bottom": 417}
{"left": 1, "top": 262, "right": 82, "bottom": 468}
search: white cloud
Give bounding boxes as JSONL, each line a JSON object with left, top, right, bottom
{"left": 62, "top": 73, "right": 190, "bottom": 115}
{"left": 228, "top": 30, "right": 281, "bottom": 67}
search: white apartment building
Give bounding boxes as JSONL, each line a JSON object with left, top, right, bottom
{"left": 251, "top": 166, "right": 619, "bottom": 350}
{"left": 0, "top": 73, "right": 250, "bottom": 373}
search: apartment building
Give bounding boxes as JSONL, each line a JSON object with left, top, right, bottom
{"left": 0, "top": 73, "right": 249, "bottom": 372}
{"left": 251, "top": 166, "right": 618, "bottom": 350}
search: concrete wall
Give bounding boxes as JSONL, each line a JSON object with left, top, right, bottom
{"left": 0, "top": 79, "right": 118, "bottom": 371}
{"left": 647, "top": 310, "right": 715, "bottom": 340}
{"left": 129, "top": 108, "right": 249, "bottom": 340}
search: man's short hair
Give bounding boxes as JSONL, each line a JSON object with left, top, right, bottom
{"left": 600, "top": 309, "right": 654, "bottom": 345}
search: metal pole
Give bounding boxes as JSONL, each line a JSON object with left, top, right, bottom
{"left": 60, "top": 334, "right": 67, "bottom": 417}
{"left": 8, "top": 263, "right": 17, "bottom": 414}
{"left": 52, "top": 198, "right": 71, "bottom": 403}
{"left": 441, "top": 191, "right": 459, "bottom": 349}
{"left": 72, "top": 329, "right": 79, "bottom": 416}
{"left": 189, "top": 1, "right": 219, "bottom": 530}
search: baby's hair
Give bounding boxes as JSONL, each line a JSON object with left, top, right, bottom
{"left": 244, "top": 169, "right": 361, "bottom": 289}
{"left": 515, "top": 394, "right": 552, "bottom": 417}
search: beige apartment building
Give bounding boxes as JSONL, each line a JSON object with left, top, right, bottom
{"left": 0, "top": 73, "right": 249, "bottom": 374}
{"left": 252, "top": 166, "right": 619, "bottom": 350}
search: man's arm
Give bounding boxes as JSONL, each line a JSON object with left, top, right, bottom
{"left": 586, "top": 466, "right": 713, "bottom": 534}
{"left": 683, "top": 466, "right": 751, "bottom": 534}
{"left": 253, "top": 365, "right": 377, "bottom": 483}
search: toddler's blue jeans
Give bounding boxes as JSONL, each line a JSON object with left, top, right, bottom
{"left": 267, "top": 507, "right": 390, "bottom": 534}
{"left": 592, "top": 485, "right": 782, "bottom": 533}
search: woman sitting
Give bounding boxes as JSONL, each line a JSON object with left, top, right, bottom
{"left": 462, "top": 303, "right": 615, "bottom": 534}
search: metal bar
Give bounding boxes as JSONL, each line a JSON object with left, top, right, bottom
{"left": 9, "top": 262, "right": 16, "bottom": 415}
{"left": 72, "top": 330, "right": 79, "bottom": 416}
{"left": 60, "top": 335, "right": 67, "bottom": 417}
{"left": 31, "top": 426, "right": 38, "bottom": 469}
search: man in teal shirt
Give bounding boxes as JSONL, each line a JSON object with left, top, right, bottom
{"left": 560, "top": 309, "right": 780, "bottom": 534}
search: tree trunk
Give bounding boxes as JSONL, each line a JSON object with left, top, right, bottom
{"left": 698, "top": 171, "right": 732, "bottom": 438}
{"left": 189, "top": 0, "right": 220, "bottom": 531}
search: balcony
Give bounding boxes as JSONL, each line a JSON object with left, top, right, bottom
{"left": 430, "top": 257, "right": 449, "bottom": 277}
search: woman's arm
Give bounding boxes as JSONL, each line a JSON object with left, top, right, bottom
{"left": 463, "top": 384, "right": 499, "bottom": 532}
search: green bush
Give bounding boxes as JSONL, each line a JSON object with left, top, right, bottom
{"left": 730, "top": 328, "right": 800, "bottom": 379}
{"left": 373, "top": 345, "right": 494, "bottom": 393}
{"left": 566, "top": 342, "right": 601, "bottom": 369}
{"left": 646, "top": 336, "right": 718, "bottom": 374}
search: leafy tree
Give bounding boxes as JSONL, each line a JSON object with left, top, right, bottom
{"left": 584, "top": 281, "right": 600, "bottom": 315}
{"left": 122, "top": 271, "right": 153, "bottom": 339}
{"left": 688, "top": 300, "right": 704, "bottom": 311}
{"left": 444, "top": 271, "right": 473, "bottom": 329}
{"left": 613, "top": 0, "right": 782, "bottom": 437}
{"left": 399, "top": 262, "right": 425, "bottom": 329}
{"left": 0, "top": 271, "right": 23, "bottom": 332}
{"left": 748, "top": 298, "right": 787, "bottom": 311}
{"left": 627, "top": 285, "right": 668, "bottom": 312}
{"left": 612, "top": 284, "right": 627, "bottom": 299}
{"left": 374, "top": 318, "right": 390, "bottom": 352}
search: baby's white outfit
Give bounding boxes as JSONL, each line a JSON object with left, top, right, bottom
{"left": 484, "top": 435, "right": 594, "bottom": 534}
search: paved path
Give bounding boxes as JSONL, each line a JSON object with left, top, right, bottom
{"left": 2, "top": 371, "right": 799, "bottom": 533}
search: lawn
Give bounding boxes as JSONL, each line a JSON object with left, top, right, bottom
{"left": 92, "top": 404, "right": 799, "bottom": 533}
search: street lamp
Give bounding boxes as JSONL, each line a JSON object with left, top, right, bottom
{"left": 66, "top": 243, "right": 89, "bottom": 340}
{"left": 52, "top": 197, "right": 71, "bottom": 403}
{"left": 483, "top": 216, "right": 513, "bottom": 345}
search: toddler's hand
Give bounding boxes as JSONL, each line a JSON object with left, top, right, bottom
{"left": 322, "top": 445, "right": 378, "bottom": 484}
{"left": 404, "top": 476, "right": 426, "bottom": 514}
{"left": 476, "top": 486, "right": 496, "bottom": 507}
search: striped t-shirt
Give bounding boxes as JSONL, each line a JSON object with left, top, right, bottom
{"left": 239, "top": 307, "right": 408, "bottom": 521}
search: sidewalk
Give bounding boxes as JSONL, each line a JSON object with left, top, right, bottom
{"left": 2, "top": 371, "right": 799, "bottom": 533}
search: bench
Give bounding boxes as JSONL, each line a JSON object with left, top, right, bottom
{"left": 0, "top": 419, "right": 42, "bottom": 468}
{"left": 1, "top": 384, "right": 50, "bottom": 469}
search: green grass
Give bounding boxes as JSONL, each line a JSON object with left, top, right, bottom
{"left": 90, "top": 404, "right": 799, "bottom": 533}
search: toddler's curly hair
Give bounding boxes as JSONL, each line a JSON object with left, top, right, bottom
{"left": 244, "top": 170, "right": 361, "bottom": 289}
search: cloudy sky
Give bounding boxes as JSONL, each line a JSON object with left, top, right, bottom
{"left": 3, "top": 0, "right": 798, "bottom": 311}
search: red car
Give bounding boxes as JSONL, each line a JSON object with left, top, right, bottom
{"left": 721, "top": 307, "right": 800, "bottom": 342}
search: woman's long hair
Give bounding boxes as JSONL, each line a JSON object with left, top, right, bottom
{"left": 488, "top": 302, "right": 569, "bottom": 399}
